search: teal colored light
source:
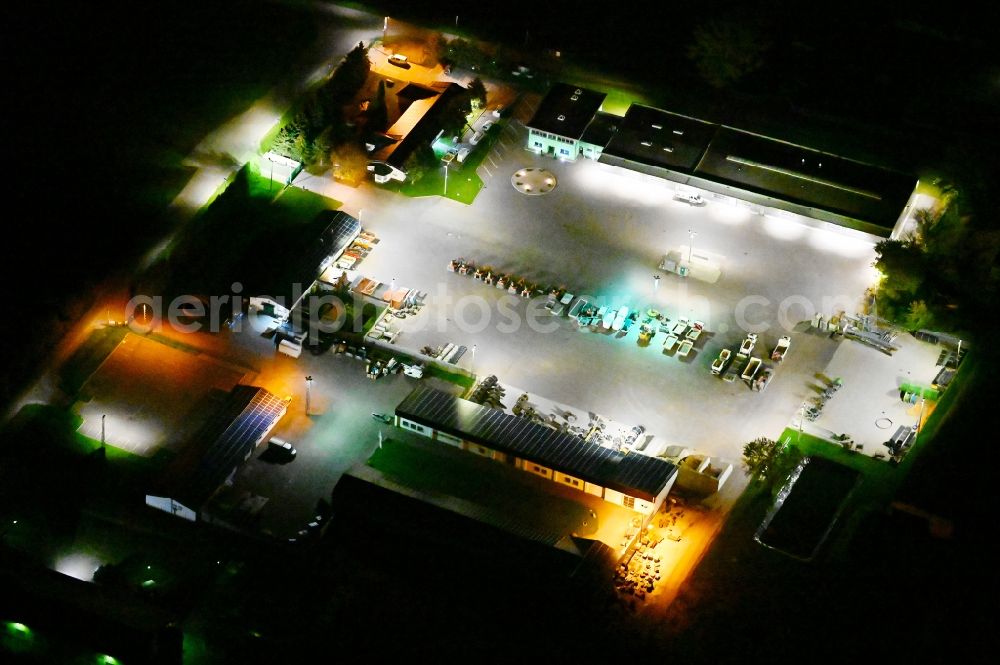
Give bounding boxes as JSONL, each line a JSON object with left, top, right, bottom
{"left": 99, "top": 655, "right": 122, "bottom": 665}
{"left": 141, "top": 579, "right": 156, "bottom": 588}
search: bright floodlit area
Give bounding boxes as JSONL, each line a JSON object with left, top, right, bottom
{"left": 62, "top": 96, "right": 946, "bottom": 552}
{"left": 75, "top": 333, "right": 250, "bottom": 457}
{"left": 300, "top": 114, "right": 932, "bottom": 469}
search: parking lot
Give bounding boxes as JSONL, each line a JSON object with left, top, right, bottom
{"left": 290, "top": 112, "right": 882, "bottom": 468}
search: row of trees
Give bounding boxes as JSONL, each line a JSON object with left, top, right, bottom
{"left": 873, "top": 187, "right": 1000, "bottom": 335}
{"left": 271, "top": 42, "right": 371, "bottom": 166}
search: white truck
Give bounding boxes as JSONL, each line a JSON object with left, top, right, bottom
{"left": 742, "top": 357, "right": 762, "bottom": 383}
{"left": 739, "top": 333, "right": 758, "bottom": 356}
{"left": 711, "top": 348, "right": 732, "bottom": 375}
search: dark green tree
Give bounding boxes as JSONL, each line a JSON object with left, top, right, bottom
{"left": 366, "top": 80, "right": 389, "bottom": 132}
{"left": 438, "top": 88, "right": 473, "bottom": 136}
{"left": 401, "top": 143, "right": 438, "bottom": 185}
{"left": 687, "top": 19, "right": 771, "bottom": 89}
{"left": 742, "top": 437, "right": 779, "bottom": 479}
{"left": 467, "top": 76, "right": 487, "bottom": 109}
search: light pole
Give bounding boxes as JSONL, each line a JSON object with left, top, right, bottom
{"left": 913, "top": 397, "right": 926, "bottom": 445}
{"left": 101, "top": 414, "right": 106, "bottom": 450}
{"left": 305, "top": 375, "right": 313, "bottom": 415}
{"left": 443, "top": 163, "right": 449, "bottom": 196}
{"left": 383, "top": 16, "right": 388, "bottom": 44}
{"left": 653, "top": 274, "right": 660, "bottom": 291}
{"left": 471, "top": 344, "right": 477, "bottom": 374}
{"left": 688, "top": 230, "right": 697, "bottom": 264}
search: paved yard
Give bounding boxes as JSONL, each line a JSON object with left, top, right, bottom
{"left": 76, "top": 332, "right": 251, "bottom": 457}
{"left": 286, "top": 113, "right": 881, "bottom": 466}
{"left": 796, "top": 333, "right": 942, "bottom": 456}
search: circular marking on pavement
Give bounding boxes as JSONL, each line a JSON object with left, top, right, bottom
{"left": 875, "top": 417, "right": 892, "bottom": 429}
{"left": 511, "top": 168, "right": 556, "bottom": 195}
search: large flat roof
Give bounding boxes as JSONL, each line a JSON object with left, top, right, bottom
{"left": 395, "top": 387, "right": 675, "bottom": 502}
{"left": 248, "top": 210, "right": 359, "bottom": 306}
{"left": 601, "top": 104, "right": 716, "bottom": 172}
{"left": 598, "top": 103, "right": 915, "bottom": 230}
{"left": 579, "top": 111, "right": 622, "bottom": 148}
{"left": 694, "top": 127, "right": 915, "bottom": 229}
{"left": 526, "top": 82, "right": 607, "bottom": 140}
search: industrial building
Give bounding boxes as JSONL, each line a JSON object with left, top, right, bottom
{"left": 394, "top": 387, "right": 677, "bottom": 515}
{"left": 145, "top": 385, "right": 287, "bottom": 522}
{"left": 528, "top": 84, "right": 917, "bottom": 237}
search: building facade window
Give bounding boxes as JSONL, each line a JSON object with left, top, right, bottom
{"left": 623, "top": 496, "right": 635, "bottom": 509}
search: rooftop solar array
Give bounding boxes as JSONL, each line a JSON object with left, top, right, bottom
{"left": 170, "top": 385, "right": 287, "bottom": 510}
{"left": 395, "top": 387, "right": 676, "bottom": 501}
{"left": 526, "top": 83, "right": 607, "bottom": 140}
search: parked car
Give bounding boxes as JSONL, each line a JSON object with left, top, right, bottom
{"left": 457, "top": 147, "right": 470, "bottom": 163}
{"left": 388, "top": 54, "right": 410, "bottom": 69}
{"left": 674, "top": 191, "right": 706, "bottom": 206}
{"left": 482, "top": 121, "right": 493, "bottom": 132}
{"left": 470, "top": 131, "right": 484, "bottom": 145}
{"left": 491, "top": 106, "right": 503, "bottom": 118}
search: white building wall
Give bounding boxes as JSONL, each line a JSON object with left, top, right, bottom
{"left": 435, "top": 431, "right": 463, "bottom": 447}
{"left": 527, "top": 128, "right": 580, "bottom": 160}
{"left": 604, "top": 488, "right": 625, "bottom": 507}
{"left": 145, "top": 495, "right": 197, "bottom": 522}
{"left": 399, "top": 418, "right": 433, "bottom": 439}
{"left": 633, "top": 498, "right": 656, "bottom": 515}
{"left": 584, "top": 482, "right": 604, "bottom": 497}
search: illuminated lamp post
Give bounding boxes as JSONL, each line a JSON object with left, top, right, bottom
{"left": 305, "top": 375, "right": 313, "bottom": 415}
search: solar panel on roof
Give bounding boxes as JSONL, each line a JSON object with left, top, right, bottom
{"left": 396, "top": 387, "right": 675, "bottom": 501}
{"left": 172, "top": 386, "right": 287, "bottom": 509}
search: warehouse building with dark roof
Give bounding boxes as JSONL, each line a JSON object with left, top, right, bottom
{"left": 146, "top": 385, "right": 287, "bottom": 521}
{"left": 529, "top": 84, "right": 917, "bottom": 237}
{"left": 394, "top": 386, "right": 677, "bottom": 515}
{"left": 246, "top": 210, "right": 360, "bottom": 321}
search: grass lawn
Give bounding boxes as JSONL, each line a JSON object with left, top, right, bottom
{"left": 376, "top": 123, "right": 515, "bottom": 204}
{"left": 367, "top": 436, "right": 590, "bottom": 534}
{"left": 424, "top": 363, "right": 476, "bottom": 390}
{"left": 383, "top": 162, "right": 485, "bottom": 204}
{"left": 560, "top": 68, "right": 655, "bottom": 116}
